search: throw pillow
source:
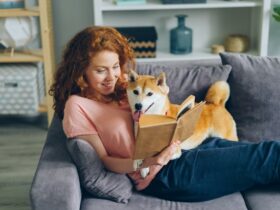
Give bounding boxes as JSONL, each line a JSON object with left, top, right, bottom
{"left": 67, "top": 139, "right": 133, "bottom": 203}
{"left": 136, "top": 62, "right": 232, "bottom": 104}
{"left": 220, "top": 53, "right": 280, "bottom": 142}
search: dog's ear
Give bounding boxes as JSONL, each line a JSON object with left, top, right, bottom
{"left": 156, "top": 72, "right": 169, "bottom": 94}
{"left": 128, "top": 69, "right": 138, "bottom": 82}
{"left": 156, "top": 72, "right": 167, "bottom": 86}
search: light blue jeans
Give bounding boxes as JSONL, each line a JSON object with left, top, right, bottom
{"left": 143, "top": 138, "right": 280, "bottom": 202}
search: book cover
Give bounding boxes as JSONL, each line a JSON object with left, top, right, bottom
{"left": 133, "top": 95, "right": 205, "bottom": 159}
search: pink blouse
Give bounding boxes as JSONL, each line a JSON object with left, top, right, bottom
{"left": 63, "top": 95, "right": 135, "bottom": 159}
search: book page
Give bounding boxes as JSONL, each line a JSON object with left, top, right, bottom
{"left": 173, "top": 102, "right": 205, "bottom": 142}
{"left": 139, "top": 114, "right": 176, "bottom": 127}
{"left": 176, "top": 95, "right": 195, "bottom": 119}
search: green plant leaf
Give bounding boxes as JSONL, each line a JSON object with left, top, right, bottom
{"left": 273, "top": 6, "right": 280, "bottom": 14}
{"left": 273, "top": 14, "right": 280, "bottom": 22}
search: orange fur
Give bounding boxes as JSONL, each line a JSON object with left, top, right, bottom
{"left": 181, "top": 81, "right": 238, "bottom": 150}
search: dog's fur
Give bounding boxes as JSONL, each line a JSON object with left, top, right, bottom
{"left": 127, "top": 70, "right": 238, "bottom": 176}
{"left": 180, "top": 80, "right": 238, "bottom": 150}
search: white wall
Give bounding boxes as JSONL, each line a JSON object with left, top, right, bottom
{"left": 52, "top": 0, "right": 93, "bottom": 64}
{"left": 268, "top": 0, "right": 280, "bottom": 56}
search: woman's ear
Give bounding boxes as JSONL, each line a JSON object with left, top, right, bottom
{"left": 76, "top": 75, "right": 88, "bottom": 91}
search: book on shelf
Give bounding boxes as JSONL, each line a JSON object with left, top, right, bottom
{"left": 134, "top": 95, "right": 205, "bottom": 159}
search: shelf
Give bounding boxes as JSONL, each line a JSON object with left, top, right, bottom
{"left": 101, "top": 0, "right": 262, "bottom": 11}
{"left": 0, "top": 50, "right": 44, "bottom": 63}
{"left": 0, "top": 0, "right": 55, "bottom": 125}
{"left": 136, "top": 49, "right": 258, "bottom": 62}
{"left": 0, "top": 7, "right": 40, "bottom": 17}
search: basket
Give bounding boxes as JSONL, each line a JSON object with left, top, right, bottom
{"left": 116, "top": 26, "right": 158, "bottom": 58}
{"left": 224, "top": 34, "right": 250, "bottom": 53}
{"left": 0, "top": 64, "right": 45, "bottom": 115}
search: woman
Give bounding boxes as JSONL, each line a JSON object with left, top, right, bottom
{"left": 49, "top": 26, "right": 280, "bottom": 202}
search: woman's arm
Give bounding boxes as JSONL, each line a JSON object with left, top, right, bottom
{"left": 76, "top": 134, "right": 180, "bottom": 174}
{"left": 77, "top": 134, "right": 134, "bottom": 174}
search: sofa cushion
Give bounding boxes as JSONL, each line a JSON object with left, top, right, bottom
{"left": 220, "top": 53, "right": 280, "bottom": 142}
{"left": 67, "top": 139, "right": 133, "bottom": 204}
{"left": 243, "top": 186, "right": 280, "bottom": 210}
{"left": 81, "top": 191, "right": 247, "bottom": 210}
{"left": 136, "top": 62, "right": 232, "bottom": 104}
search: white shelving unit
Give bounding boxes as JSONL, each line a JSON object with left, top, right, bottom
{"left": 93, "top": 0, "right": 271, "bottom": 62}
{"left": 0, "top": 0, "right": 55, "bottom": 124}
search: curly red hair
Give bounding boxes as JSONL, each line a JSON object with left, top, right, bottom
{"left": 49, "top": 26, "right": 135, "bottom": 119}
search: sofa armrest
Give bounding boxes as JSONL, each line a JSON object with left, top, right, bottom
{"left": 30, "top": 116, "right": 82, "bottom": 210}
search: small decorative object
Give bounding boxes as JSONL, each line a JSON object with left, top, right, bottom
{"left": 0, "top": 17, "right": 38, "bottom": 54}
{"left": 272, "top": 5, "right": 280, "bottom": 22}
{"left": 161, "top": 0, "right": 206, "bottom": 4}
{"left": 116, "top": 26, "right": 157, "bottom": 58}
{"left": 114, "top": 0, "right": 146, "bottom": 6}
{"left": 211, "top": 44, "right": 225, "bottom": 54}
{"left": 224, "top": 34, "right": 250, "bottom": 53}
{"left": 170, "top": 14, "right": 192, "bottom": 55}
{"left": 0, "top": 0, "right": 24, "bottom": 9}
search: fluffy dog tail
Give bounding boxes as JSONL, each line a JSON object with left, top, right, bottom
{"left": 205, "top": 81, "right": 230, "bottom": 106}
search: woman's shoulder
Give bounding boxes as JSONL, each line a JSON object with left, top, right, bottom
{"left": 65, "top": 95, "right": 94, "bottom": 109}
{"left": 65, "top": 95, "right": 83, "bottom": 108}
{"left": 64, "top": 95, "right": 97, "bottom": 118}
{"left": 66, "top": 95, "right": 106, "bottom": 110}
{"left": 67, "top": 94, "right": 83, "bottom": 103}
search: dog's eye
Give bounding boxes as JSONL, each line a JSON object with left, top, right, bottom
{"left": 133, "top": 90, "right": 139, "bottom": 95}
{"left": 147, "top": 92, "right": 153, "bottom": 96}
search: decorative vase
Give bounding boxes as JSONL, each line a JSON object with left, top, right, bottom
{"left": 170, "top": 14, "right": 193, "bottom": 54}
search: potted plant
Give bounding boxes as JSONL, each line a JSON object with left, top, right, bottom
{"left": 273, "top": 5, "right": 280, "bottom": 22}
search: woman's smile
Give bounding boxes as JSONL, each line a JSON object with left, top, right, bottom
{"left": 85, "top": 50, "right": 121, "bottom": 99}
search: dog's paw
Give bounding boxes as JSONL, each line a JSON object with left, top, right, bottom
{"left": 171, "top": 149, "right": 182, "bottom": 160}
{"left": 140, "top": 167, "right": 150, "bottom": 178}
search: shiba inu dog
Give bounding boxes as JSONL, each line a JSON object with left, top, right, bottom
{"left": 127, "top": 70, "right": 238, "bottom": 177}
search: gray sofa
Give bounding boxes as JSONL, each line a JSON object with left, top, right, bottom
{"left": 30, "top": 53, "right": 280, "bottom": 210}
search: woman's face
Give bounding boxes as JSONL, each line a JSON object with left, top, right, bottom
{"left": 85, "top": 50, "right": 121, "bottom": 98}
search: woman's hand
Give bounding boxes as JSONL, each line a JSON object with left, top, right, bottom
{"left": 129, "top": 164, "right": 162, "bottom": 191}
{"left": 141, "top": 140, "right": 180, "bottom": 168}
{"left": 129, "top": 140, "right": 180, "bottom": 191}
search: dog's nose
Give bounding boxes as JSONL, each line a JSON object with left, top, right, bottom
{"left": 135, "top": 103, "right": 142, "bottom": 111}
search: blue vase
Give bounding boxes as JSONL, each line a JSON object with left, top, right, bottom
{"left": 170, "top": 15, "right": 193, "bottom": 54}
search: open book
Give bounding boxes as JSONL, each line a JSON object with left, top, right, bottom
{"left": 133, "top": 95, "right": 205, "bottom": 159}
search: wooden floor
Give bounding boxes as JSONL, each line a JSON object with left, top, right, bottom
{"left": 0, "top": 115, "right": 47, "bottom": 210}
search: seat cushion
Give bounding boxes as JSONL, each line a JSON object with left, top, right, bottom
{"left": 243, "top": 185, "right": 280, "bottom": 210}
{"left": 81, "top": 191, "right": 248, "bottom": 210}
{"left": 220, "top": 53, "right": 280, "bottom": 142}
{"left": 67, "top": 139, "right": 133, "bottom": 204}
{"left": 136, "top": 62, "right": 232, "bottom": 104}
